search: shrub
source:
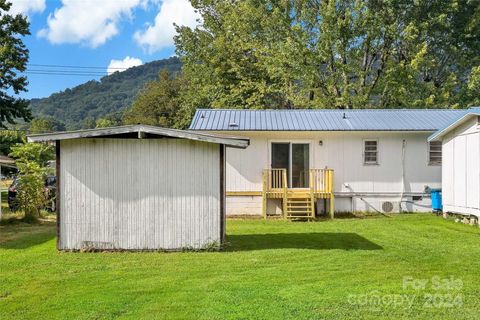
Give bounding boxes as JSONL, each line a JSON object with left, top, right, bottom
{"left": 15, "top": 161, "right": 48, "bottom": 221}
{"left": 9, "top": 142, "right": 55, "bottom": 221}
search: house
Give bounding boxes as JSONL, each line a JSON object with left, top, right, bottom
{"left": 189, "top": 108, "right": 467, "bottom": 218}
{"left": 428, "top": 108, "right": 480, "bottom": 217}
{"left": 28, "top": 125, "right": 249, "bottom": 251}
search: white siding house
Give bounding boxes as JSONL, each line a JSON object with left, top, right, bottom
{"left": 28, "top": 125, "right": 249, "bottom": 251}
{"left": 190, "top": 109, "right": 467, "bottom": 217}
{"left": 429, "top": 109, "right": 480, "bottom": 217}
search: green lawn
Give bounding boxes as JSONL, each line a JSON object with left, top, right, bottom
{"left": 1, "top": 214, "right": 480, "bottom": 319}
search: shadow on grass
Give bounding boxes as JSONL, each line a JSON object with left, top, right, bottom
{"left": 226, "top": 232, "right": 382, "bottom": 251}
{"left": 0, "top": 222, "right": 56, "bottom": 250}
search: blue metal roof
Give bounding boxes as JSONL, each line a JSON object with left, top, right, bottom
{"left": 190, "top": 109, "right": 468, "bottom": 131}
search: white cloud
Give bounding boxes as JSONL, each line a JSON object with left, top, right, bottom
{"left": 134, "top": 0, "right": 200, "bottom": 53}
{"left": 107, "top": 56, "right": 143, "bottom": 75}
{"left": 38, "top": 0, "right": 143, "bottom": 48}
{"left": 8, "top": 0, "right": 46, "bottom": 16}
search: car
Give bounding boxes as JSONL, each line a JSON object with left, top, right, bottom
{"left": 44, "top": 176, "right": 57, "bottom": 212}
{"left": 8, "top": 176, "right": 57, "bottom": 212}
{"left": 7, "top": 178, "right": 19, "bottom": 211}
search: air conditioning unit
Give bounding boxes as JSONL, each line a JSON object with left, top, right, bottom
{"left": 381, "top": 201, "right": 400, "bottom": 213}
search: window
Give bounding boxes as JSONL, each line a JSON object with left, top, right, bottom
{"left": 271, "top": 142, "right": 310, "bottom": 188}
{"left": 429, "top": 141, "right": 442, "bottom": 165}
{"left": 364, "top": 140, "right": 378, "bottom": 165}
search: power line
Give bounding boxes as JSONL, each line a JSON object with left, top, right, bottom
{"left": 25, "top": 73, "right": 104, "bottom": 77}
{"left": 28, "top": 69, "right": 107, "bottom": 74}
{"left": 26, "top": 71, "right": 107, "bottom": 77}
{"left": 22, "top": 63, "right": 143, "bottom": 77}
{"left": 27, "top": 63, "right": 130, "bottom": 70}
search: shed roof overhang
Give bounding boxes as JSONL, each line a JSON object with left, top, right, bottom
{"left": 428, "top": 110, "right": 480, "bottom": 142}
{"left": 27, "top": 124, "right": 250, "bottom": 149}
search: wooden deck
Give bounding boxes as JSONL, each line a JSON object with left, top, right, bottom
{"left": 262, "top": 168, "right": 334, "bottom": 220}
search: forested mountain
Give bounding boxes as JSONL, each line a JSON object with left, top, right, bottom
{"left": 29, "top": 57, "right": 181, "bottom": 130}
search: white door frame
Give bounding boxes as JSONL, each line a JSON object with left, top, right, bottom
{"left": 268, "top": 139, "right": 314, "bottom": 188}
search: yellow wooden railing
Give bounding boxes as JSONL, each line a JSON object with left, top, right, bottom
{"left": 262, "top": 168, "right": 333, "bottom": 193}
{"left": 265, "top": 168, "right": 288, "bottom": 190}
{"left": 262, "top": 168, "right": 334, "bottom": 219}
{"left": 309, "top": 168, "right": 334, "bottom": 194}
{"left": 262, "top": 169, "right": 288, "bottom": 218}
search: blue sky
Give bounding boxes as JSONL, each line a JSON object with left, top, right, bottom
{"left": 9, "top": 0, "right": 199, "bottom": 99}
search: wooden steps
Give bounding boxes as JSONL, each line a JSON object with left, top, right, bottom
{"left": 285, "top": 191, "right": 315, "bottom": 220}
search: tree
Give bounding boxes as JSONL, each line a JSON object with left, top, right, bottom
{"left": 175, "top": 0, "right": 480, "bottom": 110}
{"left": 0, "top": 129, "right": 24, "bottom": 176}
{"left": 9, "top": 142, "right": 54, "bottom": 221}
{"left": 123, "top": 70, "right": 186, "bottom": 128}
{"left": 14, "top": 161, "right": 48, "bottom": 221}
{"left": 81, "top": 117, "right": 96, "bottom": 129}
{"left": 95, "top": 118, "right": 114, "bottom": 128}
{"left": 29, "top": 117, "right": 65, "bottom": 133}
{"left": 0, "top": 0, "right": 31, "bottom": 128}
{"left": 9, "top": 142, "right": 54, "bottom": 167}
{"left": 458, "top": 66, "right": 480, "bottom": 107}
{"left": 0, "top": 129, "right": 24, "bottom": 156}
{"left": 102, "top": 111, "right": 124, "bottom": 126}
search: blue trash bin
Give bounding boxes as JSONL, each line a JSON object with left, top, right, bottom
{"left": 431, "top": 189, "right": 442, "bottom": 211}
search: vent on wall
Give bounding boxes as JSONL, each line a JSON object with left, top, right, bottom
{"left": 382, "top": 201, "right": 394, "bottom": 213}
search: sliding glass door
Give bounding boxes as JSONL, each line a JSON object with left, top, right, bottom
{"left": 291, "top": 143, "right": 309, "bottom": 188}
{"left": 271, "top": 142, "right": 310, "bottom": 188}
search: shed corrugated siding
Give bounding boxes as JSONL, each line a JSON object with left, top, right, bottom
{"left": 190, "top": 109, "right": 467, "bottom": 131}
{"left": 59, "top": 138, "right": 220, "bottom": 250}
{"left": 442, "top": 118, "right": 480, "bottom": 215}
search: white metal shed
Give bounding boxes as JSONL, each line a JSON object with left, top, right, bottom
{"left": 429, "top": 108, "right": 480, "bottom": 217}
{"left": 28, "top": 125, "right": 249, "bottom": 251}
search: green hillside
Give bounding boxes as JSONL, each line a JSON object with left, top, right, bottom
{"left": 29, "top": 57, "right": 181, "bottom": 130}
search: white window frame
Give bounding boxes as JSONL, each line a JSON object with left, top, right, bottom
{"left": 428, "top": 140, "right": 442, "bottom": 166}
{"left": 363, "top": 139, "right": 379, "bottom": 165}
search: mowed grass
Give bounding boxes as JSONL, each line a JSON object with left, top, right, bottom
{"left": 1, "top": 214, "right": 480, "bottom": 319}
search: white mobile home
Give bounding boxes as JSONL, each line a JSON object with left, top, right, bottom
{"left": 28, "top": 125, "right": 249, "bottom": 251}
{"left": 428, "top": 108, "right": 480, "bottom": 217}
{"left": 190, "top": 109, "right": 467, "bottom": 218}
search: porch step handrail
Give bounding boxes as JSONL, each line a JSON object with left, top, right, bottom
{"left": 262, "top": 168, "right": 335, "bottom": 219}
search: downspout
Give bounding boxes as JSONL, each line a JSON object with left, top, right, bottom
{"left": 399, "top": 139, "right": 406, "bottom": 213}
